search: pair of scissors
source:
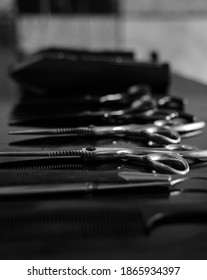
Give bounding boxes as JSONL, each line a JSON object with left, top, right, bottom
{"left": 9, "top": 120, "right": 205, "bottom": 143}
{"left": 0, "top": 146, "right": 189, "bottom": 175}
{"left": 0, "top": 144, "right": 205, "bottom": 172}
{"left": 9, "top": 124, "right": 181, "bottom": 145}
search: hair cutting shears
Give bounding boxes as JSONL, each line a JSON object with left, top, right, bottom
{"left": 1, "top": 143, "right": 207, "bottom": 174}
{"left": 0, "top": 145, "right": 205, "bottom": 172}
{"left": 9, "top": 120, "right": 205, "bottom": 144}
{"left": 0, "top": 146, "right": 190, "bottom": 175}
{"left": 9, "top": 124, "right": 181, "bottom": 145}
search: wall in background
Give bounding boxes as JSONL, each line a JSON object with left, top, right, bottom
{"left": 1, "top": 0, "right": 207, "bottom": 84}
{"left": 121, "top": 0, "right": 207, "bottom": 13}
{"left": 120, "top": 0, "right": 207, "bottom": 84}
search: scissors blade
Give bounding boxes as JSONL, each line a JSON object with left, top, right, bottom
{"left": 9, "top": 127, "right": 94, "bottom": 136}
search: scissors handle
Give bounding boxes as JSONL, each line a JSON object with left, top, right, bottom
{"left": 127, "top": 126, "right": 180, "bottom": 144}
{"left": 123, "top": 153, "right": 189, "bottom": 175}
{"left": 88, "top": 147, "right": 189, "bottom": 174}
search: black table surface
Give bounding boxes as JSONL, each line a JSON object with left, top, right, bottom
{"left": 1, "top": 49, "right": 207, "bottom": 260}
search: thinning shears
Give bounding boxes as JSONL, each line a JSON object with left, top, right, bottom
{"left": 0, "top": 146, "right": 190, "bottom": 175}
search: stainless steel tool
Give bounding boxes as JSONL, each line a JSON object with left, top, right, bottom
{"left": 0, "top": 146, "right": 190, "bottom": 174}
{"left": 9, "top": 124, "right": 181, "bottom": 145}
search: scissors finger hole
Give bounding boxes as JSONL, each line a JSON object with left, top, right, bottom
{"left": 139, "top": 127, "right": 180, "bottom": 144}
{"left": 146, "top": 153, "right": 189, "bottom": 175}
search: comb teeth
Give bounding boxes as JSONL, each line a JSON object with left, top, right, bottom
{"left": 0, "top": 208, "right": 145, "bottom": 243}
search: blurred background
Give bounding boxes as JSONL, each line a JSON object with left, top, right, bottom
{"left": 0, "top": 0, "right": 207, "bottom": 84}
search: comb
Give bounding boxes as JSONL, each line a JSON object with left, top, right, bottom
{"left": 0, "top": 203, "right": 207, "bottom": 245}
